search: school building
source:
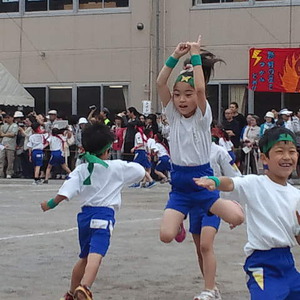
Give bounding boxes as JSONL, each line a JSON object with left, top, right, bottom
{"left": 0, "top": 0, "right": 299, "bottom": 120}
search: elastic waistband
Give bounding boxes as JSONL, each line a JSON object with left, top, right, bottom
{"left": 171, "top": 162, "right": 211, "bottom": 172}
{"left": 81, "top": 206, "right": 115, "bottom": 215}
{"left": 252, "top": 247, "right": 291, "bottom": 257}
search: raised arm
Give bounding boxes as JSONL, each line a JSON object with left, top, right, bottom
{"left": 193, "top": 176, "right": 234, "bottom": 192}
{"left": 188, "top": 35, "right": 206, "bottom": 115}
{"left": 156, "top": 42, "right": 190, "bottom": 107}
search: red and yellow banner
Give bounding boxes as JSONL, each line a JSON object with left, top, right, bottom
{"left": 249, "top": 48, "right": 300, "bottom": 93}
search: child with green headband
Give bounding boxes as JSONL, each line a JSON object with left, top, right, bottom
{"left": 157, "top": 35, "right": 244, "bottom": 299}
{"left": 41, "top": 124, "right": 145, "bottom": 300}
{"left": 194, "top": 127, "right": 300, "bottom": 300}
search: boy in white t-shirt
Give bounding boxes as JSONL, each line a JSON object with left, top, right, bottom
{"left": 157, "top": 35, "right": 244, "bottom": 298}
{"left": 194, "top": 127, "right": 300, "bottom": 299}
{"left": 41, "top": 124, "right": 145, "bottom": 300}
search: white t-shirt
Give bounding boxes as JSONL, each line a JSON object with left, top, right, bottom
{"left": 47, "top": 135, "right": 66, "bottom": 151}
{"left": 134, "top": 132, "right": 147, "bottom": 150}
{"left": 218, "top": 138, "right": 233, "bottom": 152}
{"left": 147, "top": 138, "right": 156, "bottom": 152}
{"left": 210, "top": 142, "right": 240, "bottom": 177}
{"left": 58, "top": 160, "right": 145, "bottom": 210}
{"left": 165, "top": 101, "right": 212, "bottom": 166}
{"left": 154, "top": 143, "right": 169, "bottom": 158}
{"left": 27, "top": 133, "right": 48, "bottom": 150}
{"left": 229, "top": 175, "right": 300, "bottom": 257}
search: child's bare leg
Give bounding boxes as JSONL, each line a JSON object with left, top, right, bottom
{"left": 155, "top": 169, "right": 167, "bottom": 180}
{"left": 45, "top": 165, "right": 52, "bottom": 181}
{"left": 80, "top": 253, "right": 103, "bottom": 288}
{"left": 70, "top": 258, "right": 87, "bottom": 293}
{"left": 193, "top": 226, "right": 218, "bottom": 290}
{"left": 145, "top": 168, "right": 153, "bottom": 182}
{"left": 210, "top": 198, "right": 244, "bottom": 227}
{"left": 61, "top": 163, "right": 71, "bottom": 174}
{"left": 160, "top": 208, "right": 185, "bottom": 243}
{"left": 192, "top": 234, "right": 204, "bottom": 275}
{"left": 34, "top": 166, "right": 40, "bottom": 178}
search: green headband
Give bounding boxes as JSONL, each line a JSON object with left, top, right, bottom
{"left": 262, "top": 133, "right": 296, "bottom": 154}
{"left": 79, "top": 143, "right": 112, "bottom": 185}
{"left": 175, "top": 74, "right": 194, "bottom": 87}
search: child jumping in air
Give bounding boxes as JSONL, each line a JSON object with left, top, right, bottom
{"left": 41, "top": 124, "right": 145, "bottom": 300}
{"left": 156, "top": 35, "right": 244, "bottom": 299}
{"left": 194, "top": 127, "right": 300, "bottom": 300}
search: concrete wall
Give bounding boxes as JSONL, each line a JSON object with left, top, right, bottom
{"left": 0, "top": 1, "right": 299, "bottom": 111}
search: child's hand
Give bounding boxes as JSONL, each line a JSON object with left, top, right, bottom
{"left": 130, "top": 147, "right": 135, "bottom": 153}
{"left": 193, "top": 177, "right": 216, "bottom": 191}
{"left": 188, "top": 35, "right": 201, "bottom": 55}
{"left": 173, "top": 42, "right": 190, "bottom": 59}
{"left": 41, "top": 201, "right": 50, "bottom": 212}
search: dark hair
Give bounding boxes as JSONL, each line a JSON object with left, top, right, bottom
{"left": 183, "top": 51, "right": 224, "bottom": 84}
{"left": 82, "top": 123, "right": 115, "bottom": 154}
{"left": 154, "top": 133, "right": 169, "bottom": 153}
{"left": 127, "top": 107, "right": 140, "bottom": 117}
{"left": 230, "top": 102, "right": 238, "bottom": 109}
{"left": 31, "top": 122, "right": 41, "bottom": 133}
{"left": 27, "top": 115, "right": 37, "bottom": 124}
{"left": 259, "top": 127, "right": 296, "bottom": 157}
{"left": 68, "top": 115, "right": 80, "bottom": 126}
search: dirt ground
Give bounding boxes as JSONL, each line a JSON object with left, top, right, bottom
{"left": 0, "top": 179, "right": 299, "bottom": 300}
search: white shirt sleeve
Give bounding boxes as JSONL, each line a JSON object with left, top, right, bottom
{"left": 122, "top": 162, "right": 146, "bottom": 185}
{"left": 57, "top": 168, "right": 82, "bottom": 200}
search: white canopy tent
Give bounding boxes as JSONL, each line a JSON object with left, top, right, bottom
{"left": 0, "top": 63, "right": 34, "bottom": 107}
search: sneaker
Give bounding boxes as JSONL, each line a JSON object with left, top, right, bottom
{"left": 43, "top": 180, "right": 48, "bottom": 184}
{"left": 214, "top": 287, "right": 222, "bottom": 300}
{"left": 74, "top": 285, "right": 93, "bottom": 300}
{"left": 146, "top": 181, "right": 157, "bottom": 188}
{"left": 175, "top": 222, "right": 186, "bottom": 243}
{"left": 128, "top": 183, "right": 140, "bottom": 188}
{"left": 194, "top": 289, "right": 216, "bottom": 300}
{"left": 32, "top": 180, "right": 39, "bottom": 185}
{"left": 60, "top": 291, "right": 74, "bottom": 300}
{"left": 6, "top": 175, "right": 12, "bottom": 179}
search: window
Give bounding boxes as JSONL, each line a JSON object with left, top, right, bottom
{"left": 49, "top": 87, "right": 72, "bottom": 118}
{"left": 0, "top": 0, "right": 19, "bottom": 13}
{"left": 103, "top": 85, "right": 127, "bottom": 118}
{"left": 77, "top": 86, "right": 101, "bottom": 117}
{"left": 79, "top": 0, "right": 128, "bottom": 10}
{"left": 25, "top": 0, "right": 73, "bottom": 12}
{"left": 26, "top": 87, "right": 46, "bottom": 114}
{"left": 194, "top": 0, "right": 282, "bottom": 4}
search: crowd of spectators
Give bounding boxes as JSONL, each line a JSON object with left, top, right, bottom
{"left": 1, "top": 102, "right": 300, "bottom": 182}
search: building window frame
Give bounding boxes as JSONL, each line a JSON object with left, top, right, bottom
{"left": 193, "top": 0, "right": 300, "bottom": 9}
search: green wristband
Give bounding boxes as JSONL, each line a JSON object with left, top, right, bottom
{"left": 47, "top": 198, "right": 58, "bottom": 209}
{"left": 207, "top": 176, "right": 220, "bottom": 187}
{"left": 191, "top": 54, "right": 202, "bottom": 66}
{"left": 165, "top": 56, "right": 179, "bottom": 68}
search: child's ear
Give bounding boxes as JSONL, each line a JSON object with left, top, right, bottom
{"left": 260, "top": 152, "right": 268, "bottom": 164}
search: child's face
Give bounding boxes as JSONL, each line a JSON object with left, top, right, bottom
{"left": 172, "top": 82, "right": 197, "bottom": 118}
{"left": 262, "top": 141, "right": 298, "bottom": 184}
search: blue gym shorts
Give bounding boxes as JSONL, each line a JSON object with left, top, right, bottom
{"left": 77, "top": 206, "right": 115, "bottom": 258}
{"left": 189, "top": 206, "right": 221, "bottom": 234}
{"left": 155, "top": 155, "right": 171, "bottom": 172}
{"left": 244, "top": 247, "right": 300, "bottom": 299}
{"left": 133, "top": 149, "right": 151, "bottom": 169}
{"left": 165, "top": 163, "right": 220, "bottom": 215}
{"left": 32, "top": 149, "right": 44, "bottom": 167}
{"left": 49, "top": 150, "right": 65, "bottom": 166}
